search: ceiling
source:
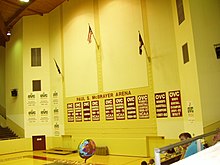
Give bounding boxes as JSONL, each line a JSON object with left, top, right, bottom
{"left": 0, "top": 0, "right": 66, "bottom": 47}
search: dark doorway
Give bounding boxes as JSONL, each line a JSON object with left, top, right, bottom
{"left": 32, "top": 135, "right": 46, "bottom": 150}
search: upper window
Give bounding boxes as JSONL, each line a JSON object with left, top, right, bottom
{"left": 182, "top": 43, "right": 189, "bottom": 64}
{"left": 176, "top": 0, "right": 185, "bottom": 25}
{"left": 31, "top": 48, "right": 41, "bottom": 66}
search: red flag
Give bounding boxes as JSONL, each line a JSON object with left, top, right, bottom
{"left": 87, "top": 25, "right": 93, "bottom": 43}
{"left": 139, "top": 33, "right": 144, "bottom": 55}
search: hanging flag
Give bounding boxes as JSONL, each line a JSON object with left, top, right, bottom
{"left": 87, "top": 25, "right": 93, "bottom": 43}
{"left": 139, "top": 33, "right": 144, "bottom": 55}
{"left": 53, "top": 59, "right": 61, "bottom": 74}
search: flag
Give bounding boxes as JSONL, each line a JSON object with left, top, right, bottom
{"left": 139, "top": 33, "right": 144, "bottom": 55}
{"left": 87, "top": 25, "right": 93, "bottom": 43}
{"left": 53, "top": 59, "right": 61, "bottom": 74}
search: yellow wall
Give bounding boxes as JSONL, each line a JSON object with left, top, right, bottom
{"left": 147, "top": 0, "right": 185, "bottom": 139}
{"left": 22, "top": 14, "right": 53, "bottom": 137}
{"left": 48, "top": 5, "right": 65, "bottom": 138}
{"left": 0, "top": 46, "right": 5, "bottom": 108}
{"left": 170, "top": 0, "right": 204, "bottom": 136}
{"left": 65, "top": 87, "right": 156, "bottom": 156}
{"left": 5, "top": 19, "right": 24, "bottom": 134}
{"left": 63, "top": 0, "right": 98, "bottom": 97}
{"left": 3, "top": 0, "right": 219, "bottom": 158}
{"left": 189, "top": 0, "right": 220, "bottom": 127}
{"left": 62, "top": 0, "right": 156, "bottom": 156}
{"left": 0, "top": 137, "right": 62, "bottom": 155}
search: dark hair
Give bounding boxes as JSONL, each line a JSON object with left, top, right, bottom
{"left": 149, "top": 159, "right": 155, "bottom": 164}
{"left": 179, "top": 132, "right": 192, "bottom": 139}
{"left": 141, "top": 161, "right": 148, "bottom": 165}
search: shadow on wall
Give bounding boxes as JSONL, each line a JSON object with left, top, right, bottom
{"left": 0, "top": 105, "right": 6, "bottom": 128}
{"left": 0, "top": 104, "right": 6, "bottom": 119}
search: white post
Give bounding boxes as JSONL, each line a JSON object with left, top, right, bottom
{"left": 196, "top": 139, "right": 202, "bottom": 151}
{"left": 154, "top": 148, "right": 161, "bottom": 165}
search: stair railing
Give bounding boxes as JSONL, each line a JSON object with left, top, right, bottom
{"left": 154, "top": 129, "right": 220, "bottom": 165}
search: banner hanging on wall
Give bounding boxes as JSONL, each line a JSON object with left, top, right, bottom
{"left": 75, "top": 102, "right": 82, "bottom": 122}
{"left": 115, "top": 98, "right": 125, "bottom": 120}
{"left": 83, "top": 101, "right": 91, "bottom": 121}
{"left": 137, "top": 94, "right": 149, "bottom": 119}
{"left": 91, "top": 100, "right": 100, "bottom": 121}
{"left": 155, "top": 92, "right": 168, "bottom": 118}
{"left": 67, "top": 103, "right": 74, "bottom": 122}
{"left": 65, "top": 89, "right": 154, "bottom": 122}
{"left": 126, "top": 96, "right": 137, "bottom": 119}
{"left": 105, "top": 99, "right": 114, "bottom": 120}
{"left": 168, "top": 90, "right": 182, "bottom": 117}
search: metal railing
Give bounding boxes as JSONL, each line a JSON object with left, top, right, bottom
{"left": 154, "top": 129, "right": 220, "bottom": 165}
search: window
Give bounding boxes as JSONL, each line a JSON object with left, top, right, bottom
{"left": 176, "top": 0, "right": 185, "bottom": 25}
{"left": 32, "top": 80, "right": 41, "bottom": 91}
{"left": 214, "top": 44, "right": 220, "bottom": 59}
{"left": 182, "top": 43, "right": 189, "bottom": 64}
{"left": 31, "top": 48, "right": 41, "bottom": 66}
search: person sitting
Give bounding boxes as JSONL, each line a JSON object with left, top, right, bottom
{"left": 212, "top": 128, "right": 220, "bottom": 145}
{"left": 140, "top": 158, "right": 155, "bottom": 165}
{"left": 178, "top": 132, "right": 203, "bottom": 159}
{"left": 141, "top": 160, "right": 148, "bottom": 165}
{"left": 148, "top": 158, "right": 155, "bottom": 165}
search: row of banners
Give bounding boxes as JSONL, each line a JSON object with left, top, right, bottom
{"left": 26, "top": 91, "right": 61, "bottom": 136}
{"left": 67, "top": 90, "right": 182, "bottom": 122}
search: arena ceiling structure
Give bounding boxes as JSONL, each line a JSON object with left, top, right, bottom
{"left": 0, "top": 0, "right": 66, "bottom": 47}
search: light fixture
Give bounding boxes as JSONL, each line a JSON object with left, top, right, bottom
{"left": 6, "top": 31, "right": 11, "bottom": 36}
{"left": 20, "top": 0, "right": 29, "bottom": 2}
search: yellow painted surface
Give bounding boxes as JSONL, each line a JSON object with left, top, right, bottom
{"left": 2, "top": 0, "right": 220, "bottom": 158}
{"left": 0, "top": 46, "right": 5, "bottom": 108}
{"left": 5, "top": 19, "right": 24, "bottom": 132}
{"left": 189, "top": 0, "right": 220, "bottom": 127}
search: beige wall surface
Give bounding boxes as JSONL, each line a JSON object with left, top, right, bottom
{"left": 189, "top": 0, "right": 220, "bottom": 127}
{"left": 171, "top": 0, "right": 204, "bottom": 136}
{"left": 99, "top": 0, "right": 149, "bottom": 91}
{"left": 49, "top": 5, "right": 65, "bottom": 139}
{"left": 22, "top": 14, "right": 52, "bottom": 137}
{"left": 147, "top": 0, "right": 184, "bottom": 139}
{"left": 63, "top": 0, "right": 98, "bottom": 97}
{"left": 3, "top": 0, "right": 220, "bottom": 157}
{"left": 0, "top": 47, "right": 5, "bottom": 108}
{"left": 62, "top": 0, "right": 156, "bottom": 156}
{"left": 5, "top": 19, "right": 24, "bottom": 130}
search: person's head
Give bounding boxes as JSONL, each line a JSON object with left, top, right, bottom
{"left": 213, "top": 129, "right": 220, "bottom": 145}
{"left": 149, "top": 159, "right": 155, "bottom": 164}
{"left": 141, "top": 161, "right": 148, "bottom": 165}
{"left": 179, "top": 132, "right": 192, "bottom": 149}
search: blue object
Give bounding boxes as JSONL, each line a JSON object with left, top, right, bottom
{"left": 184, "top": 140, "right": 203, "bottom": 158}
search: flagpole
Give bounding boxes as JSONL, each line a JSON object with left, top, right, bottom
{"left": 53, "top": 58, "right": 63, "bottom": 76}
{"left": 88, "top": 23, "right": 99, "bottom": 49}
{"left": 138, "top": 31, "right": 150, "bottom": 62}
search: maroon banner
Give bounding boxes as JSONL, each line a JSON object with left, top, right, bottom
{"left": 168, "top": 90, "right": 182, "bottom": 117}
{"left": 67, "top": 103, "right": 74, "bottom": 122}
{"left": 137, "top": 94, "right": 149, "bottom": 119}
{"left": 115, "top": 98, "right": 125, "bottom": 120}
{"left": 126, "top": 96, "right": 137, "bottom": 119}
{"left": 83, "top": 101, "right": 91, "bottom": 121}
{"left": 105, "top": 99, "right": 114, "bottom": 120}
{"left": 155, "top": 92, "right": 168, "bottom": 118}
{"left": 75, "top": 102, "right": 82, "bottom": 122}
{"left": 91, "top": 100, "right": 100, "bottom": 121}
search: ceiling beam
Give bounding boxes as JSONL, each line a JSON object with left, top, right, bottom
{"left": 3, "top": 0, "right": 43, "bottom": 16}
{"left": 0, "top": 13, "right": 9, "bottom": 47}
{"left": 6, "top": 0, "right": 37, "bottom": 28}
